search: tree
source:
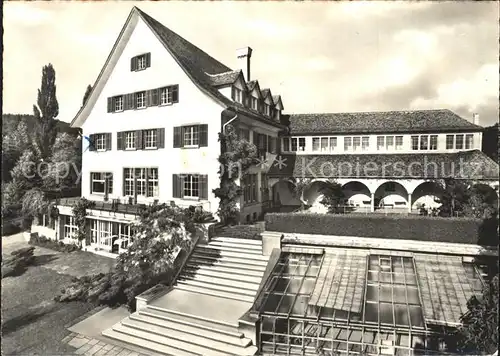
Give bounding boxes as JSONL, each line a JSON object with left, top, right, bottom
{"left": 482, "top": 123, "right": 499, "bottom": 164}
{"left": 435, "top": 178, "right": 471, "bottom": 217}
{"left": 457, "top": 274, "right": 498, "bottom": 354}
{"left": 2, "top": 120, "right": 31, "bottom": 182}
{"left": 320, "top": 180, "right": 346, "bottom": 214}
{"left": 82, "top": 84, "right": 92, "bottom": 106}
{"left": 32, "top": 64, "right": 59, "bottom": 160}
{"left": 293, "top": 178, "right": 310, "bottom": 209}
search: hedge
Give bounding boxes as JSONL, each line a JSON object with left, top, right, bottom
{"left": 265, "top": 213, "right": 498, "bottom": 246}
{"left": 29, "top": 234, "right": 81, "bottom": 253}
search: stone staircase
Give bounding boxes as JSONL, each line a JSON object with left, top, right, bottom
{"left": 102, "top": 237, "right": 268, "bottom": 355}
{"left": 175, "top": 236, "right": 268, "bottom": 303}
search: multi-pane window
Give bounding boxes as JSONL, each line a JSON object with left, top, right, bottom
{"left": 137, "top": 54, "right": 147, "bottom": 70}
{"left": 119, "top": 224, "right": 134, "bottom": 250}
{"left": 465, "top": 134, "right": 474, "bottom": 149}
{"left": 312, "top": 138, "right": 320, "bottom": 151}
{"left": 329, "top": 137, "right": 337, "bottom": 151}
{"left": 147, "top": 168, "right": 159, "bottom": 197}
{"left": 91, "top": 172, "right": 113, "bottom": 194}
{"left": 419, "top": 135, "right": 429, "bottom": 150}
{"left": 312, "top": 137, "right": 337, "bottom": 152}
{"left": 99, "top": 221, "right": 113, "bottom": 248}
{"left": 63, "top": 216, "right": 78, "bottom": 240}
{"left": 90, "top": 219, "right": 98, "bottom": 245}
{"left": 243, "top": 174, "right": 258, "bottom": 204}
{"left": 446, "top": 135, "right": 454, "bottom": 149}
{"left": 183, "top": 174, "right": 199, "bottom": 198}
{"left": 344, "top": 137, "right": 352, "bottom": 151}
{"left": 386, "top": 136, "right": 394, "bottom": 150}
{"left": 395, "top": 136, "right": 403, "bottom": 150}
{"left": 429, "top": 135, "right": 438, "bottom": 150}
{"left": 411, "top": 136, "right": 419, "bottom": 151}
{"left": 286, "top": 137, "right": 305, "bottom": 152}
{"left": 123, "top": 168, "right": 159, "bottom": 198}
{"left": 353, "top": 137, "right": 361, "bottom": 151}
{"left": 95, "top": 133, "right": 107, "bottom": 151}
{"left": 160, "top": 86, "right": 175, "bottom": 105}
{"left": 125, "top": 131, "right": 136, "bottom": 150}
{"left": 232, "top": 87, "right": 243, "bottom": 103}
{"left": 183, "top": 126, "right": 199, "bottom": 146}
{"left": 114, "top": 96, "right": 124, "bottom": 112}
{"left": 143, "top": 129, "right": 157, "bottom": 149}
{"left": 321, "top": 137, "right": 329, "bottom": 151}
{"left": 455, "top": 134, "right": 464, "bottom": 149}
{"left": 136, "top": 91, "right": 146, "bottom": 108}
{"left": 250, "top": 97, "right": 258, "bottom": 110}
{"left": 264, "top": 104, "right": 271, "bottom": 116}
{"left": 377, "top": 136, "right": 385, "bottom": 150}
{"left": 362, "top": 136, "right": 370, "bottom": 151}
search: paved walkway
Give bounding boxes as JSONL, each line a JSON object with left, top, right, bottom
{"left": 63, "top": 333, "right": 149, "bottom": 356}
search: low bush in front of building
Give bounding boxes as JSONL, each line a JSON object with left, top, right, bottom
{"left": 29, "top": 234, "right": 80, "bottom": 253}
{"left": 265, "top": 213, "right": 493, "bottom": 245}
{"left": 215, "top": 223, "right": 264, "bottom": 240}
{"left": 55, "top": 204, "right": 214, "bottom": 311}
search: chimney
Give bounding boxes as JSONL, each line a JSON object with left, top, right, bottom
{"left": 472, "top": 113, "right": 479, "bottom": 125}
{"left": 236, "top": 47, "right": 253, "bottom": 82}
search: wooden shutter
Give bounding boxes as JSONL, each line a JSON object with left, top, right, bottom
{"left": 231, "top": 86, "right": 235, "bottom": 100}
{"left": 172, "top": 174, "right": 182, "bottom": 198}
{"left": 173, "top": 127, "right": 182, "bottom": 148}
{"left": 90, "top": 173, "right": 93, "bottom": 194}
{"left": 157, "top": 128, "right": 165, "bottom": 148}
{"left": 199, "top": 175, "right": 208, "bottom": 200}
{"left": 107, "top": 97, "right": 113, "bottom": 113}
{"left": 131, "top": 56, "right": 137, "bottom": 71}
{"left": 106, "top": 133, "right": 112, "bottom": 151}
{"left": 122, "top": 169, "right": 127, "bottom": 195}
{"left": 89, "top": 134, "right": 96, "bottom": 151}
{"left": 151, "top": 89, "right": 159, "bottom": 106}
{"left": 145, "top": 90, "right": 151, "bottom": 107}
{"left": 145, "top": 53, "right": 151, "bottom": 68}
{"left": 172, "top": 85, "right": 179, "bottom": 103}
{"left": 199, "top": 125, "right": 208, "bottom": 147}
{"left": 135, "top": 130, "right": 143, "bottom": 150}
{"left": 123, "top": 93, "right": 131, "bottom": 110}
{"left": 117, "top": 132, "right": 123, "bottom": 150}
{"left": 131, "top": 93, "right": 137, "bottom": 109}
{"left": 253, "top": 132, "right": 259, "bottom": 146}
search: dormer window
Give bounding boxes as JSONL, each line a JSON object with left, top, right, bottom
{"left": 232, "top": 87, "right": 243, "bottom": 104}
{"left": 274, "top": 110, "right": 281, "bottom": 121}
{"left": 250, "top": 97, "right": 258, "bottom": 110}
{"left": 264, "top": 104, "right": 271, "bottom": 116}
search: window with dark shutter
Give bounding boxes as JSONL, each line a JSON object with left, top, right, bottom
{"left": 157, "top": 128, "right": 165, "bottom": 148}
{"left": 106, "top": 133, "right": 112, "bottom": 151}
{"left": 199, "top": 125, "right": 208, "bottom": 147}
{"left": 145, "top": 53, "right": 151, "bottom": 68}
{"left": 151, "top": 89, "right": 159, "bottom": 106}
{"left": 199, "top": 175, "right": 208, "bottom": 200}
{"left": 172, "top": 174, "right": 181, "bottom": 198}
{"left": 131, "top": 57, "right": 138, "bottom": 71}
{"left": 135, "top": 130, "right": 143, "bottom": 150}
{"left": 107, "top": 97, "right": 113, "bottom": 113}
{"left": 172, "top": 85, "right": 179, "bottom": 103}
{"left": 173, "top": 127, "right": 182, "bottom": 148}
{"left": 89, "top": 134, "right": 96, "bottom": 151}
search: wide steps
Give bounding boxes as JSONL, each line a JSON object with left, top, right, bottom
{"left": 139, "top": 307, "right": 242, "bottom": 338}
{"left": 211, "top": 236, "right": 262, "bottom": 246}
{"left": 182, "top": 266, "right": 263, "bottom": 283}
{"left": 197, "top": 244, "right": 263, "bottom": 256}
{"left": 102, "top": 327, "right": 199, "bottom": 356}
{"left": 206, "top": 241, "right": 262, "bottom": 252}
{"left": 185, "top": 261, "right": 265, "bottom": 276}
{"left": 178, "top": 273, "right": 259, "bottom": 291}
{"left": 190, "top": 253, "right": 268, "bottom": 268}
{"left": 121, "top": 316, "right": 254, "bottom": 353}
{"left": 194, "top": 246, "right": 269, "bottom": 261}
{"left": 176, "top": 279, "right": 256, "bottom": 296}
{"left": 174, "top": 283, "right": 255, "bottom": 303}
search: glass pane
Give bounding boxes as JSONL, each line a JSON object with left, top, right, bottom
{"left": 379, "top": 303, "right": 394, "bottom": 324}
{"left": 366, "top": 285, "right": 379, "bottom": 302}
{"left": 395, "top": 305, "right": 410, "bottom": 326}
{"left": 409, "top": 306, "right": 424, "bottom": 327}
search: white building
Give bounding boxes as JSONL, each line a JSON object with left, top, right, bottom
{"left": 33, "top": 6, "right": 499, "bottom": 255}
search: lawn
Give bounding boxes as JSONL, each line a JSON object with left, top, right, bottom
{"left": 1, "top": 233, "right": 115, "bottom": 355}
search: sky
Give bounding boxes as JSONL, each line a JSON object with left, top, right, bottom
{"left": 3, "top": 1, "right": 499, "bottom": 126}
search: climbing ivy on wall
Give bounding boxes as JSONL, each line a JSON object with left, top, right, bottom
{"left": 71, "top": 198, "right": 96, "bottom": 243}
{"left": 213, "top": 124, "right": 258, "bottom": 225}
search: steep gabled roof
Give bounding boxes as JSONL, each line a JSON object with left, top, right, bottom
{"left": 246, "top": 80, "right": 263, "bottom": 98}
{"left": 273, "top": 95, "right": 284, "bottom": 109}
{"left": 261, "top": 88, "right": 274, "bottom": 103}
{"left": 286, "top": 109, "right": 483, "bottom": 135}
{"left": 207, "top": 70, "right": 243, "bottom": 87}
{"left": 72, "top": 7, "right": 284, "bottom": 129}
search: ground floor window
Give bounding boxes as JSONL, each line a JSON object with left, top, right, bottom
{"left": 89, "top": 219, "right": 134, "bottom": 252}
{"left": 243, "top": 174, "right": 258, "bottom": 204}
{"left": 63, "top": 215, "right": 78, "bottom": 240}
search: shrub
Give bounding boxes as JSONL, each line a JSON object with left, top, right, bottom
{"left": 29, "top": 234, "right": 80, "bottom": 253}
{"left": 265, "top": 213, "right": 489, "bottom": 245}
{"left": 56, "top": 203, "right": 205, "bottom": 311}
{"left": 2, "top": 246, "right": 35, "bottom": 278}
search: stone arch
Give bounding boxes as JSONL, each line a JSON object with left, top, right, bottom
{"left": 342, "top": 181, "right": 372, "bottom": 208}
{"left": 411, "top": 181, "right": 442, "bottom": 211}
{"left": 470, "top": 183, "right": 499, "bottom": 206}
{"left": 271, "top": 179, "right": 300, "bottom": 207}
{"left": 374, "top": 181, "right": 409, "bottom": 209}
{"left": 303, "top": 180, "right": 329, "bottom": 206}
